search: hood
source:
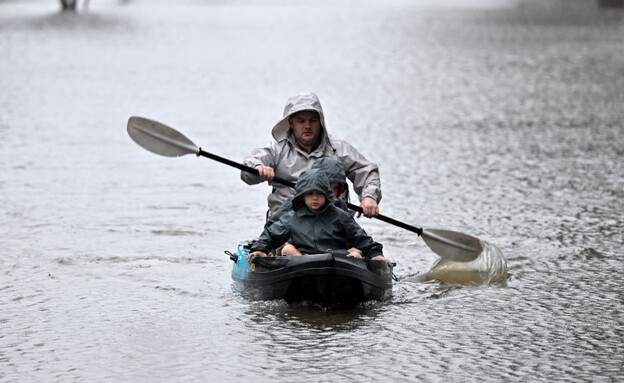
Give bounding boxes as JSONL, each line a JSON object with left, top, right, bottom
{"left": 291, "top": 168, "right": 333, "bottom": 211}
{"left": 310, "top": 157, "right": 346, "bottom": 184}
{"left": 271, "top": 92, "right": 327, "bottom": 141}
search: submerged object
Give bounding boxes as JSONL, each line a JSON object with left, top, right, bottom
{"left": 426, "top": 241, "right": 507, "bottom": 284}
{"left": 228, "top": 245, "right": 393, "bottom": 307}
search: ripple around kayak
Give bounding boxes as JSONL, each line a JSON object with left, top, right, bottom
{"left": 426, "top": 242, "right": 508, "bottom": 285}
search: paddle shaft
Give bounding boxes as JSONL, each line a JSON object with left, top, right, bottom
{"left": 198, "top": 147, "right": 294, "bottom": 187}
{"left": 127, "top": 115, "right": 482, "bottom": 260}
{"left": 198, "top": 148, "right": 424, "bottom": 237}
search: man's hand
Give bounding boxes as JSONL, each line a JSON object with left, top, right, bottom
{"left": 357, "top": 196, "right": 379, "bottom": 217}
{"left": 255, "top": 165, "right": 275, "bottom": 184}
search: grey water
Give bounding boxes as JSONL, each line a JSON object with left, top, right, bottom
{"left": 1, "top": 0, "right": 623, "bottom": 381}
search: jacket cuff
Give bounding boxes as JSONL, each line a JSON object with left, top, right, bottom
{"left": 360, "top": 193, "right": 378, "bottom": 203}
{"left": 250, "top": 244, "right": 268, "bottom": 253}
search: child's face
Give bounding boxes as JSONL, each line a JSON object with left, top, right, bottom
{"left": 303, "top": 190, "right": 326, "bottom": 212}
{"left": 330, "top": 182, "right": 343, "bottom": 198}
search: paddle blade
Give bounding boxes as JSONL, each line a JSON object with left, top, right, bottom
{"left": 127, "top": 116, "right": 199, "bottom": 157}
{"left": 421, "top": 229, "right": 483, "bottom": 262}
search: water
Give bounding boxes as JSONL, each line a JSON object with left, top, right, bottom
{"left": 1, "top": 0, "right": 623, "bottom": 381}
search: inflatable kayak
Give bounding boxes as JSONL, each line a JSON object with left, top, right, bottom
{"left": 227, "top": 245, "right": 394, "bottom": 307}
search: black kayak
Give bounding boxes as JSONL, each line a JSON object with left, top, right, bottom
{"left": 228, "top": 245, "right": 394, "bottom": 308}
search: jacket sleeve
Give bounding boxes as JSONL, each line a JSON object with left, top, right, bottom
{"left": 241, "top": 141, "right": 279, "bottom": 185}
{"left": 342, "top": 213, "right": 384, "bottom": 258}
{"left": 332, "top": 137, "right": 382, "bottom": 203}
{"left": 266, "top": 196, "right": 294, "bottom": 228}
{"left": 250, "top": 212, "right": 293, "bottom": 253}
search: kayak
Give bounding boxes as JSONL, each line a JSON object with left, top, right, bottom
{"left": 228, "top": 244, "right": 394, "bottom": 307}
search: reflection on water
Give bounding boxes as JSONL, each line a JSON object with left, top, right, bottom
{"left": 1, "top": 0, "right": 623, "bottom": 381}
{"left": 245, "top": 302, "right": 380, "bottom": 328}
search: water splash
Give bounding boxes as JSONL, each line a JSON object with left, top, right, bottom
{"left": 426, "top": 241, "right": 508, "bottom": 284}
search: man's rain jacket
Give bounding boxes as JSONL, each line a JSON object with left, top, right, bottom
{"left": 241, "top": 92, "right": 381, "bottom": 218}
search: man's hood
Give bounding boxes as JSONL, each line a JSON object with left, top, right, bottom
{"left": 271, "top": 92, "right": 327, "bottom": 141}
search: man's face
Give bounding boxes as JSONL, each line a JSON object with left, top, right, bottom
{"left": 289, "top": 111, "right": 322, "bottom": 150}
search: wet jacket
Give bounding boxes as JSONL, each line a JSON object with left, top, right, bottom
{"left": 266, "top": 157, "right": 349, "bottom": 228}
{"left": 312, "top": 157, "right": 349, "bottom": 192}
{"left": 241, "top": 94, "right": 381, "bottom": 218}
{"left": 251, "top": 169, "right": 383, "bottom": 258}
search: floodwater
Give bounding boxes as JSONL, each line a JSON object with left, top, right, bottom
{"left": 1, "top": 0, "right": 623, "bottom": 381}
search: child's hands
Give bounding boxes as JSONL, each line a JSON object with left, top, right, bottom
{"left": 372, "top": 255, "right": 392, "bottom": 266}
{"left": 247, "top": 251, "right": 267, "bottom": 262}
{"left": 347, "top": 248, "right": 363, "bottom": 258}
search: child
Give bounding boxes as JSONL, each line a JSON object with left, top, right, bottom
{"left": 266, "top": 157, "right": 348, "bottom": 228}
{"left": 264, "top": 157, "right": 360, "bottom": 257}
{"left": 313, "top": 157, "right": 349, "bottom": 206}
{"left": 247, "top": 168, "right": 390, "bottom": 265}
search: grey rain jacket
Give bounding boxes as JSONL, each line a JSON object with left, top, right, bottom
{"left": 250, "top": 168, "right": 384, "bottom": 258}
{"left": 241, "top": 92, "right": 381, "bottom": 218}
{"left": 266, "top": 157, "right": 349, "bottom": 228}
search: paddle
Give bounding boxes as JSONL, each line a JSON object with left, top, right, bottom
{"left": 127, "top": 116, "right": 483, "bottom": 262}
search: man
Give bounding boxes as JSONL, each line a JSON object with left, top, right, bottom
{"left": 241, "top": 92, "right": 382, "bottom": 219}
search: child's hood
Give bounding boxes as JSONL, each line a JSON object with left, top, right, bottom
{"left": 292, "top": 168, "right": 333, "bottom": 210}
{"left": 310, "top": 157, "right": 346, "bottom": 184}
